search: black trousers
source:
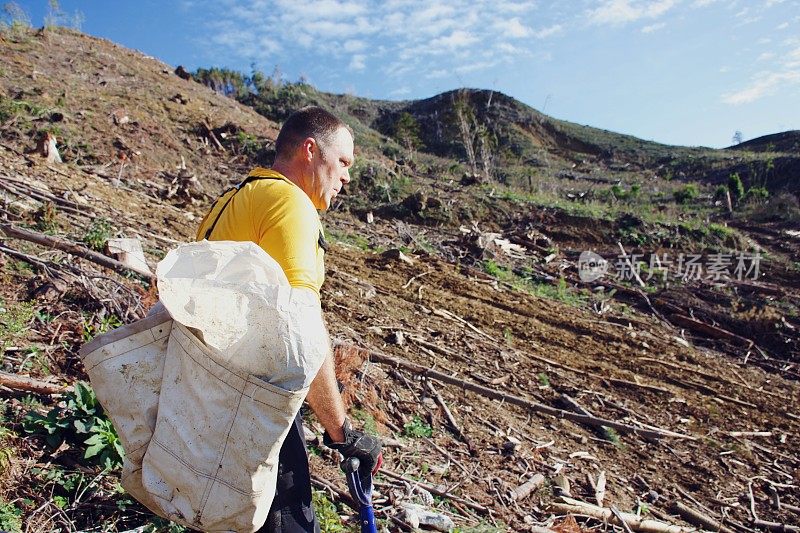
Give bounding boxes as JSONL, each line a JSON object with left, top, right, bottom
{"left": 258, "top": 411, "right": 320, "bottom": 532}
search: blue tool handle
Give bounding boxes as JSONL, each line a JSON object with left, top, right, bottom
{"left": 358, "top": 501, "right": 377, "bottom": 533}
{"left": 343, "top": 457, "right": 378, "bottom": 533}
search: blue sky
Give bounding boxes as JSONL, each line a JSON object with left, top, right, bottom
{"left": 17, "top": 0, "right": 800, "bottom": 148}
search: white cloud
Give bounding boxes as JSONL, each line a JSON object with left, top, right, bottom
{"left": 258, "top": 36, "right": 281, "bottom": 55}
{"left": 758, "top": 51, "right": 776, "bottom": 61}
{"left": 430, "top": 30, "right": 479, "bottom": 50}
{"left": 495, "top": 17, "right": 532, "bottom": 38}
{"left": 348, "top": 54, "right": 366, "bottom": 71}
{"left": 496, "top": 42, "right": 523, "bottom": 54}
{"left": 722, "top": 71, "right": 800, "bottom": 104}
{"left": 786, "top": 46, "right": 800, "bottom": 68}
{"left": 492, "top": 0, "right": 538, "bottom": 13}
{"left": 389, "top": 86, "right": 411, "bottom": 97}
{"left": 533, "top": 24, "right": 563, "bottom": 38}
{"left": 344, "top": 39, "right": 367, "bottom": 53}
{"left": 455, "top": 60, "right": 498, "bottom": 74}
{"left": 777, "top": 22, "right": 789, "bottom": 29}
{"left": 587, "top": 0, "right": 677, "bottom": 26}
{"left": 201, "top": 0, "right": 547, "bottom": 84}
{"left": 308, "top": 0, "right": 367, "bottom": 18}
{"left": 426, "top": 69, "right": 449, "bottom": 79}
{"left": 722, "top": 44, "right": 800, "bottom": 104}
{"left": 641, "top": 22, "right": 666, "bottom": 33}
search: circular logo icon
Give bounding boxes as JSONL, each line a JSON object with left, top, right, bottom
{"left": 578, "top": 251, "right": 608, "bottom": 282}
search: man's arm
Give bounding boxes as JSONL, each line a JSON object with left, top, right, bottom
{"left": 305, "top": 350, "right": 346, "bottom": 442}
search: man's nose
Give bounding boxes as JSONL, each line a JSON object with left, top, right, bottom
{"left": 342, "top": 170, "right": 351, "bottom": 184}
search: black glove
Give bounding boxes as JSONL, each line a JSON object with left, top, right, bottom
{"left": 323, "top": 419, "right": 383, "bottom": 485}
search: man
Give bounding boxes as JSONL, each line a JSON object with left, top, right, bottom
{"left": 195, "top": 106, "right": 382, "bottom": 532}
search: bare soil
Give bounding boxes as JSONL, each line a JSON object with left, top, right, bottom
{"left": 0, "top": 27, "right": 798, "bottom": 532}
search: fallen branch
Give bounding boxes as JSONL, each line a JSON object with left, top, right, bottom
{"left": 310, "top": 475, "right": 357, "bottom": 510}
{"left": 670, "top": 314, "right": 753, "bottom": 347}
{"left": 672, "top": 501, "right": 736, "bottom": 533}
{"left": 432, "top": 307, "right": 495, "bottom": 342}
{"left": 402, "top": 269, "right": 432, "bottom": 289}
{"left": 617, "top": 242, "right": 646, "bottom": 288}
{"left": 752, "top": 520, "right": 800, "bottom": 533}
{"left": 661, "top": 375, "right": 756, "bottom": 408}
{"left": 728, "top": 431, "right": 772, "bottom": 438}
{"left": 550, "top": 497, "right": 691, "bottom": 533}
{"left": 636, "top": 356, "right": 788, "bottom": 401}
{"left": 515, "top": 347, "right": 672, "bottom": 395}
{"left": 560, "top": 394, "right": 614, "bottom": 442}
{"left": 0, "top": 174, "right": 94, "bottom": 216}
{"left": 201, "top": 120, "right": 225, "bottom": 152}
{"left": 509, "top": 473, "right": 545, "bottom": 502}
{"left": 611, "top": 505, "right": 635, "bottom": 533}
{"left": 0, "top": 371, "right": 71, "bottom": 395}
{"left": 0, "top": 223, "right": 154, "bottom": 281}
{"left": 423, "top": 437, "right": 471, "bottom": 475}
{"left": 426, "top": 380, "right": 473, "bottom": 450}
{"left": 381, "top": 469, "right": 489, "bottom": 513}
{"left": 362, "top": 346, "right": 696, "bottom": 441}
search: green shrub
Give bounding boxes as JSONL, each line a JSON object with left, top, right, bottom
{"left": 81, "top": 313, "right": 122, "bottom": 342}
{"left": 83, "top": 218, "right": 114, "bottom": 251}
{"left": 673, "top": 184, "right": 699, "bottom": 204}
{"left": 403, "top": 415, "right": 433, "bottom": 438}
{"left": 728, "top": 172, "right": 745, "bottom": 204}
{"left": 0, "top": 499, "right": 22, "bottom": 533}
{"left": 311, "top": 491, "right": 346, "bottom": 532}
{"left": 0, "top": 299, "right": 34, "bottom": 353}
{"left": 23, "top": 382, "right": 124, "bottom": 470}
{"left": 483, "top": 259, "right": 502, "bottom": 277}
{"left": 610, "top": 183, "right": 640, "bottom": 202}
{"left": 745, "top": 187, "right": 769, "bottom": 202}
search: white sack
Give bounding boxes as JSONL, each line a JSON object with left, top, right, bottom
{"left": 80, "top": 240, "right": 332, "bottom": 531}
{"left": 141, "top": 322, "right": 305, "bottom": 532}
{"left": 79, "top": 311, "right": 172, "bottom": 514}
{"left": 156, "top": 240, "right": 329, "bottom": 390}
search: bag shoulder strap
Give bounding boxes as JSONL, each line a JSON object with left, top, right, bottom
{"left": 203, "top": 175, "right": 281, "bottom": 240}
{"left": 202, "top": 176, "right": 328, "bottom": 254}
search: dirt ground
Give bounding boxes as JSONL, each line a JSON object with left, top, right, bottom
{"left": 0, "top": 27, "right": 798, "bottom": 533}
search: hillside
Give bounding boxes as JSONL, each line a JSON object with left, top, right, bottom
{"left": 1, "top": 27, "right": 799, "bottom": 533}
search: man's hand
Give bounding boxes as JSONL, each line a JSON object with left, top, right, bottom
{"left": 323, "top": 419, "right": 383, "bottom": 484}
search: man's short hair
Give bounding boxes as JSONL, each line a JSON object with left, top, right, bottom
{"left": 275, "top": 106, "right": 348, "bottom": 158}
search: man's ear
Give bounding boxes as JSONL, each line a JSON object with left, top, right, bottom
{"left": 301, "top": 137, "right": 316, "bottom": 162}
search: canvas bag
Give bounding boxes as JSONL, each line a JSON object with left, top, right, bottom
{"left": 80, "top": 240, "right": 330, "bottom": 532}
{"left": 79, "top": 310, "right": 173, "bottom": 514}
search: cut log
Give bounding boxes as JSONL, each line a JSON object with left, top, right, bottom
{"left": 0, "top": 371, "right": 70, "bottom": 395}
{"left": 107, "top": 238, "right": 152, "bottom": 277}
{"left": 0, "top": 224, "right": 155, "bottom": 282}
{"left": 670, "top": 314, "right": 753, "bottom": 347}
{"left": 509, "top": 473, "right": 545, "bottom": 501}
{"left": 201, "top": 120, "right": 225, "bottom": 152}
{"left": 550, "top": 497, "right": 691, "bottom": 533}
{"left": 672, "top": 501, "right": 737, "bottom": 533}
{"left": 36, "top": 132, "right": 62, "bottom": 164}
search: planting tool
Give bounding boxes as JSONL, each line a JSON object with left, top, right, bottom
{"left": 343, "top": 457, "right": 378, "bottom": 533}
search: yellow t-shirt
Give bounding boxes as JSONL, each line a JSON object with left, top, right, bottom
{"left": 195, "top": 167, "right": 325, "bottom": 296}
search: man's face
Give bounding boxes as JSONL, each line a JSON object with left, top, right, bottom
{"left": 308, "top": 127, "right": 354, "bottom": 211}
